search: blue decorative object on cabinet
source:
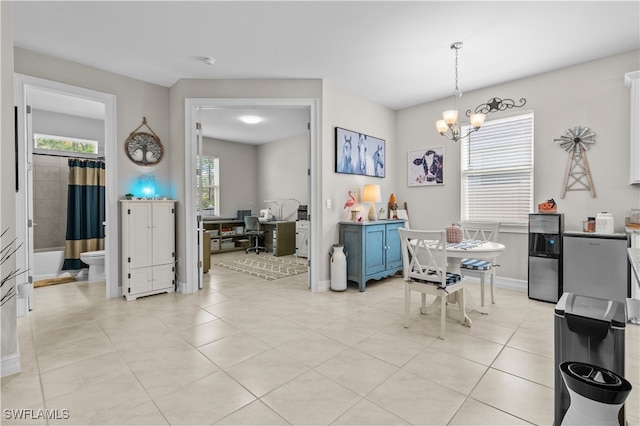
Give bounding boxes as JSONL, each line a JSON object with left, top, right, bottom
{"left": 339, "top": 219, "right": 405, "bottom": 291}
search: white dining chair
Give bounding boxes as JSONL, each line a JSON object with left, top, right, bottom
{"left": 398, "top": 228, "right": 467, "bottom": 339}
{"left": 459, "top": 221, "right": 500, "bottom": 307}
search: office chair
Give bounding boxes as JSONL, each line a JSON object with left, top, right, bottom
{"left": 245, "top": 216, "right": 266, "bottom": 254}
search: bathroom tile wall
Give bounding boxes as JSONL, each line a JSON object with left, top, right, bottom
{"left": 33, "top": 155, "right": 68, "bottom": 250}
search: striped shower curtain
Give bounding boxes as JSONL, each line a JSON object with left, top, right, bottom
{"left": 62, "top": 159, "right": 106, "bottom": 270}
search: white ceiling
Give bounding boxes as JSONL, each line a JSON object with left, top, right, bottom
{"left": 12, "top": 1, "right": 640, "bottom": 144}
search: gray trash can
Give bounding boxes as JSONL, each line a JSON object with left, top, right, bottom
{"left": 554, "top": 292, "right": 627, "bottom": 425}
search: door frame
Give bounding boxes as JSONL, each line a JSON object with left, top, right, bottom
{"left": 14, "top": 74, "right": 119, "bottom": 299}
{"left": 184, "top": 98, "right": 320, "bottom": 291}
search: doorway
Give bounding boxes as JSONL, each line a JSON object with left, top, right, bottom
{"left": 14, "top": 74, "right": 118, "bottom": 301}
{"left": 184, "top": 98, "right": 320, "bottom": 292}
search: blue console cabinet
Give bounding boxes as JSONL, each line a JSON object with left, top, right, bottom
{"left": 339, "top": 219, "right": 405, "bottom": 291}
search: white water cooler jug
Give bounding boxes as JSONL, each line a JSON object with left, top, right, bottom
{"left": 330, "top": 244, "right": 347, "bottom": 291}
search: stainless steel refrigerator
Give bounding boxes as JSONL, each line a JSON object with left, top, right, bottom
{"left": 563, "top": 232, "right": 630, "bottom": 305}
{"left": 528, "top": 213, "right": 563, "bottom": 303}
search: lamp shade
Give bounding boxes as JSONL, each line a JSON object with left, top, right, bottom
{"left": 362, "top": 184, "right": 381, "bottom": 203}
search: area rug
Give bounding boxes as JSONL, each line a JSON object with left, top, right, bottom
{"left": 34, "top": 276, "right": 77, "bottom": 288}
{"left": 216, "top": 256, "right": 307, "bottom": 281}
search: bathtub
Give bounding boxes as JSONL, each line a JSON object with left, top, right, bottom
{"left": 33, "top": 247, "right": 82, "bottom": 281}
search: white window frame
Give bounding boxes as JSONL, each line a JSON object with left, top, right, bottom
{"left": 33, "top": 133, "right": 99, "bottom": 157}
{"left": 461, "top": 112, "right": 534, "bottom": 228}
{"left": 201, "top": 155, "right": 220, "bottom": 216}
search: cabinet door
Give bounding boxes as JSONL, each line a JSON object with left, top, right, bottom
{"left": 127, "top": 203, "right": 153, "bottom": 269}
{"left": 128, "top": 267, "right": 152, "bottom": 296}
{"left": 385, "top": 222, "right": 404, "bottom": 270}
{"left": 152, "top": 202, "right": 175, "bottom": 265}
{"left": 364, "top": 224, "right": 386, "bottom": 275}
{"left": 296, "top": 223, "right": 309, "bottom": 257}
{"left": 153, "top": 263, "right": 175, "bottom": 291}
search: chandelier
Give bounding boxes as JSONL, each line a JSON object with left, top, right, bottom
{"left": 436, "top": 42, "right": 485, "bottom": 142}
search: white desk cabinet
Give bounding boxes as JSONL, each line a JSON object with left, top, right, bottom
{"left": 121, "top": 200, "right": 175, "bottom": 301}
{"left": 296, "top": 220, "right": 309, "bottom": 258}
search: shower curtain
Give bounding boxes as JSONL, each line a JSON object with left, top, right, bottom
{"left": 62, "top": 159, "right": 106, "bottom": 270}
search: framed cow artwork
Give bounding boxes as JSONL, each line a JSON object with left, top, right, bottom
{"left": 408, "top": 147, "right": 444, "bottom": 186}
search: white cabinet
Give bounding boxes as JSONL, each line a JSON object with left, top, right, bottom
{"left": 296, "top": 220, "right": 309, "bottom": 258}
{"left": 625, "top": 71, "right": 640, "bottom": 184}
{"left": 121, "top": 200, "right": 175, "bottom": 301}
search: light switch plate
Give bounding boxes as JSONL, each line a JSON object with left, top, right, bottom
{"left": 326, "top": 199, "right": 332, "bottom": 208}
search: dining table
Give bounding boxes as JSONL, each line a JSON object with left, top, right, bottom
{"left": 415, "top": 238, "right": 506, "bottom": 326}
{"left": 445, "top": 239, "right": 506, "bottom": 315}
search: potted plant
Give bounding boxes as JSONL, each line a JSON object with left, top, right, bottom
{"left": 125, "top": 193, "right": 134, "bottom": 200}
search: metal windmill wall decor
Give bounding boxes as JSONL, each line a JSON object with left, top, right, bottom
{"left": 554, "top": 126, "right": 596, "bottom": 198}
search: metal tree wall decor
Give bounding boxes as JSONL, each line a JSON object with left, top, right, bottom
{"left": 554, "top": 126, "right": 596, "bottom": 198}
{"left": 125, "top": 117, "right": 164, "bottom": 166}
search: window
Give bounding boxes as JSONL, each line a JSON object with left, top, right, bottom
{"left": 200, "top": 156, "right": 220, "bottom": 216}
{"left": 33, "top": 133, "right": 99, "bottom": 156}
{"left": 461, "top": 112, "right": 534, "bottom": 226}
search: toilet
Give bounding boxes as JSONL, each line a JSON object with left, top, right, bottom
{"left": 80, "top": 250, "right": 106, "bottom": 282}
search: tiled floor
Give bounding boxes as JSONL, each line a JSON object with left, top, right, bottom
{"left": 3, "top": 251, "right": 639, "bottom": 425}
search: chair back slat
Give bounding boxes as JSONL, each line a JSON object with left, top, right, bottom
{"left": 460, "top": 221, "right": 499, "bottom": 242}
{"left": 399, "top": 228, "right": 448, "bottom": 288}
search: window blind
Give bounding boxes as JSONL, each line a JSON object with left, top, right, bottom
{"left": 461, "top": 113, "right": 533, "bottom": 225}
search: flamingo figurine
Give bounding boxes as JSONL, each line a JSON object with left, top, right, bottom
{"left": 344, "top": 190, "right": 356, "bottom": 209}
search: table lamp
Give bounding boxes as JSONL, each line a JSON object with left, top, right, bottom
{"left": 362, "top": 184, "right": 381, "bottom": 221}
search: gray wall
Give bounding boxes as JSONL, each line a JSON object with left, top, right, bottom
{"left": 15, "top": 48, "right": 171, "bottom": 199}
{"left": 396, "top": 49, "right": 640, "bottom": 282}
{"left": 32, "top": 109, "right": 104, "bottom": 155}
{"left": 202, "top": 131, "right": 309, "bottom": 223}
{"left": 32, "top": 155, "right": 68, "bottom": 250}
{"left": 1, "top": 1, "right": 18, "bottom": 375}
{"left": 202, "top": 137, "right": 258, "bottom": 219}
{"left": 257, "top": 133, "right": 309, "bottom": 220}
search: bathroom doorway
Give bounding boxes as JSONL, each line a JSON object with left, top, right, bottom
{"left": 15, "top": 74, "right": 118, "bottom": 303}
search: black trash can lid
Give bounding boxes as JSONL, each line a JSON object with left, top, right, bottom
{"left": 560, "top": 361, "right": 632, "bottom": 405}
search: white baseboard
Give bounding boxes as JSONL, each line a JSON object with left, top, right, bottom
{"left": 315, "top": 280, "right": 331, "bottom": 292}
{"left": 464, "top": 275, "right": 527, "bottom": 293}
{"left": 495, "top": 276, "right": 527, "bottom": 292}
{"left": 1, "top": 353, "right": 21, "bottom": 378}
{"left": 177, "top": 279, "right": 198, "bottom": 294}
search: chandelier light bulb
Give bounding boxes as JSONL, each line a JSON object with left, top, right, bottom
{"left": 443, "top": 110, "right": 458, "bottom": 126}
{"left": 436, "top": 120, "right": 449, "bottom": 134}
{"left": 470, "top": 113, "right": 486, "bottom": 129}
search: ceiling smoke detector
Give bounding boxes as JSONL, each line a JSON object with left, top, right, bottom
{"left": 203, "top": 57, "right": 216, "bottom": 66}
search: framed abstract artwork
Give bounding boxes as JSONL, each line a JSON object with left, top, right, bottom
{"left": 335, "top": 127, "right": 385, "bottom": 178}
{"left": 408, "top": 146, "right": 444, "bottom": 186}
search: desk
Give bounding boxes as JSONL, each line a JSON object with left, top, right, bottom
{"left": 261, "top": 221, "right": 296, "bottom": 256}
